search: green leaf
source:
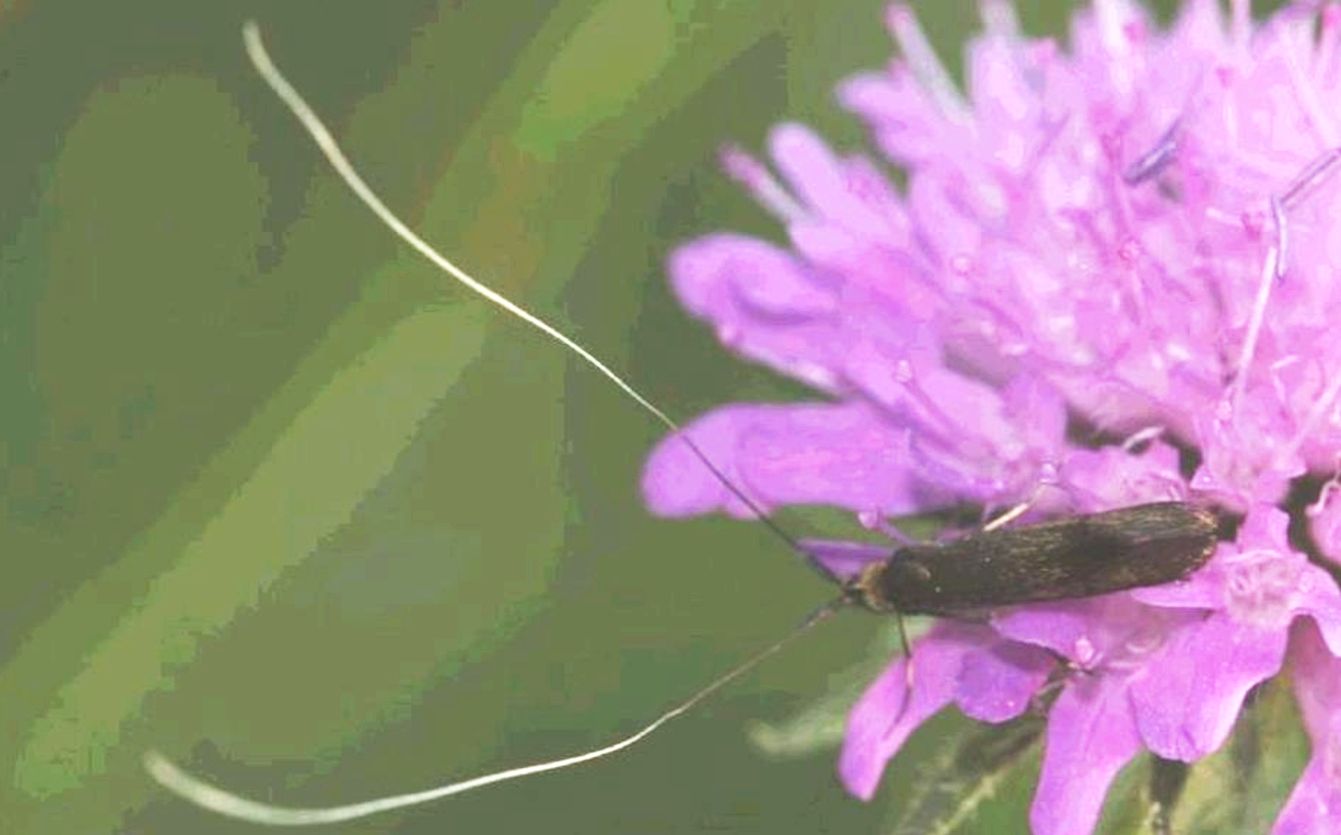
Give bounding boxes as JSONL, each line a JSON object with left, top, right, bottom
{"left": 1161, "top": 679, "right": 1308, "bottom": 835}
{"left": 889, "top": 710, "right": 1046, "bottom": 835}
{"left": 748, "top": 623, "right": 912, "bottom": 759}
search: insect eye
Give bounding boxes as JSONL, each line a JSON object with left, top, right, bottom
{"left": 896, "top": 560, "right": 933, "bottom": 584}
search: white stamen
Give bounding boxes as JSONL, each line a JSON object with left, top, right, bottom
{"left": 719, "top": 145, "right": 807, "bottom": 223}
{"left": 1230, "top": 244, "right": 1279, "bottom": 410}
{"left": 1307, "top": 463, "right": 1341, "bottom": 516}
{"left": 1272, "top": 196, "right": 1289, "bottom": 281}
{"left": 979, "top": 0, "right": 1021, "bottom": 39}
{"left": 885, "top": 3, "right": 970, "bottom": 123}
{"left": 1280, "top": 147, "right": 1341, "bottom": 210}
{"left": 983, "top": 499, "right": 1031, "bottom": 532}
{"left": 1317, "top": 5, "right": 1341, "bottom": 81}
{"left": 1278, "top": 366, "right": 1341, "bottom": 467}
{"left": 1120, "top": 425, "right": 1165, "bottom": 452}
{"left": 982, "top": 479, "right": 1058, "bottom": 533}
{"left": 1093, "top": 0, "right": 1130, "bottom": 56}
{"left": 1282, "top": 27, "right": 1340, "bottom": 148}
{"left": 1122, "top": 120, "right": 1180, "bottom": 185}
{"left": 1231, "top": 0, "right": 1253, "bottom": 60}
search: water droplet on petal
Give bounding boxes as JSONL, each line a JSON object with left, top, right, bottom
{"left": 1073, "top": 636, "right": 1097, "bottom": 666}
{"left": 1124, "top": 626, "right": 1163, "bottom": 657}
{"left": 894, "top": 359, "right": 914, "bottom": 384}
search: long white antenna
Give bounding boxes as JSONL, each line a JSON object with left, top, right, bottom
{"left": 146, "top": 602, "right": 839, "bottom": 824}
{"left": 142, "top": 21, "right": 854, "bottom": 825}
{"left": 239, "top": 21, "right": 807, "bottom": 557}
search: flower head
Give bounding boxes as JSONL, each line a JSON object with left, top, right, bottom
{"left": 641, "top": 0, "right": 1341, "bottom": 831}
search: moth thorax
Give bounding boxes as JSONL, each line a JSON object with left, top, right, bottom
{"left": 847, "top": 562, "right": 898, "bottom": 613}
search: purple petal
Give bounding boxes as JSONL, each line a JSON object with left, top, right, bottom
{"left": 1135, "top": 506, "right": 1292, "bottom": 610}
{"left": 767, "top": 123, "right": 902, "bottom": 244}
{"left": 1129, "top": 612, "right": 1286, "bottom": 760}
{"left": 903, "top": 171, "right": 985, "bottom": 273}
{"left": 667, "top": 234, "right": 844, "bottom": 391}
{"left": 838, "top": 622, "right": 992, "bottom": 800}
{"left": 955, "top": 640, "right": 1055, "bottom": 723}
{"left": 1129, "top": 550, "right": 1227, "bottom": 608}
{"left": 840, "top": 336, "right": 1064, "bottom": 502}
{"left": 736, "top": 403, "right": 917, "bottom": 515}
{"left": 1273, "top": 623, "right": 1341, "bottom": 834}
{"left": 1030, "top": 675, "right": 1143, "bottom": 835}
{"left": 1289, "top": 620, "right": 1341, "bottom": 742}
{"left": 1273, "top": 757, "right": 1341, "bottom": 835}
{"left": 640, "top": 402, "right": 917, "bottom": 519}
{"left": 1190, "top": 408, "right": 1301, "bottom": 510}
{"left": 838, "top": 65, "right": 961, "bottom": 166}
{"left": 1058, "top": 442, "right": 1190, "bottom": 510}
{"left": 799, "top": 538, "right": 890, "bottom": 584}
{"left": 965, "top": 29, "right": 1042, "bottom": 172}
{"left": 671, "top": 234, "right": 836, "bottom": 319}
{"left": 1242, "top": 506, "right": 1294, "bottom": 551}
{"left": 639, "top": 404, "right": 758, "bottom": 518}
{"left": 1292, "top": 563, "right": 1341, "bottom": 657}
{"left": 993, "top": 595, "right": 1142, "bottom": 663}
{"left": 1169, "top": 0, "right": 1228, "bottom": 55}
{"left": 999, "top": 374, "right": 1068, "bottom": 454}
{"left": 1307, "top": 482, "right": 1341, "bottom": 567}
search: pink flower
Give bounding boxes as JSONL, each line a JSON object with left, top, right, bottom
{"left": 640, "top": 0, "right": 1341, "bottom": 832}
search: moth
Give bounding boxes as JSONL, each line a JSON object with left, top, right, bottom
{"left": 827, "top": 501, "right": 1219, "bottom": 617}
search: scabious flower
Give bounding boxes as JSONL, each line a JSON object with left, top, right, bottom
{"left": 640, "top": 0, "right": 1341, "bottom": 831}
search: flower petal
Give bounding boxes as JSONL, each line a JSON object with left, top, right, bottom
{"left": 671, "top": 233, "right": 836, "bottom": 319}
{"left": 1273, "top": 756, "right": 1341, "bottom": 835}
{"left": 955, "top": 640, "right": 1055, "bottom": 723}
{"left": 1292, "top": 563, "right": 1341, "bottom": 657}
{"left": 1129, "top": 551, "right": 1226, "bottom": 608}
{"left": 768, "top": 123, "right": 904, "bottom": 244}
{"left": 993, "top": 595, "right": 1142, "bottom": 663}
{"left": 640, "top": 401, "right": 917, "bottom": 519}
{"left": 838, "top": 622, "right": 991, "bottom": 800}
{"left": 838, "top": 64, "right": 964, "bottom": 167}
{"left": 1129, "top": 612, "right": 1286, "bottom": 760}
{"left": 799, "top": 538, "right": 890, "bottom": 584}
{"left": 1273, "top": 622, "right": 1341, "bottom": 834}
{"left": 1289, "top": 620, "right": 1341, "bottom": 745}
{"left": 1059, "top": 441, "right": 1190, "bottom": 510}
{"left": 667, "top": 233, "right": 842, "bottom": 391}
{"left": 1307, "top": 482, "right": 1341, "bottom": 568}
{"left": 1030, "top": 675, "right": 1143, "bottom": 835}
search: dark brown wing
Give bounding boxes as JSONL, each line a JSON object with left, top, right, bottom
{"left": 877, "top": 502, "right": 1218, "bottom": 616}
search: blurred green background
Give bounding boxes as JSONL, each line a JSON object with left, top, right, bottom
{"left": 1, "top": 1, "right": 1261, "bottom": 834}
